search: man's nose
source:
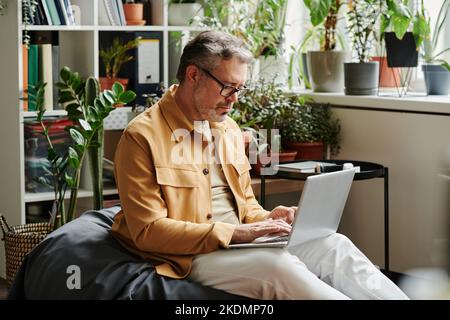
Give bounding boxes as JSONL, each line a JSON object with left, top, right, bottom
{"left": 226, "top": 91, "right": 239, "bottom": 103}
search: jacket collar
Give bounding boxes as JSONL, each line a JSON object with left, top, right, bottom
{"left": 159, "top": 85, "right": 228, "bottom": 142}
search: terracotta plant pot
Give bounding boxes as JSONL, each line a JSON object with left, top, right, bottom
{"left": 123, "top": 3, "right": 144, "bottom": 21}
{"left": 371, "top": 56, "right": 400, "bottom": 87}
{"left": 99, "top": 77, "right": 129, "bottom": 91}
{"left": 284, "top": 142, "right": 324, "bottom": 160}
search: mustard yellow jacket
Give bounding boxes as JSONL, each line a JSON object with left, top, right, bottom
{"left": 111, "top": 85, "right": 270, "bottom": 279}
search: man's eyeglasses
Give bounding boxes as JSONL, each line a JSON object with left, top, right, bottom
{"left": 198, "top": 66, "right": 248, "bottom": 98}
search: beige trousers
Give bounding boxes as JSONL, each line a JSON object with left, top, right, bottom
{"left": 188, "top": 233, "right": 409, "bottom": 300}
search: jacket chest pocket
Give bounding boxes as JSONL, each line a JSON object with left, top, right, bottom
{"left": 155, "top": 166, "right": 199, "bottom": 218}
{"left": 231, "top": 156, "right": 252, "bottom": 194}
{"left": 231, "top": 156, "right": 252, "bottom": 177}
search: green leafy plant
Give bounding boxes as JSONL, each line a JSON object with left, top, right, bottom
{"left": 279, "top": 98, "right": 341, "bottom": 157}
{"left": 198, "top": 0, "right": 288, "bottom": 58}
{"left": 32, "top": 67, "right": 136, "bottom": 227}
{"left": 421, "top": 0, "right": 450, "bottom": 71}
{"left": 380, "top": 0, "right": 429, "bottom": 49}
{"left": 303, "top": 0, "right": 344, "bottom": 51}
{"left": 28, "top": 82, "right": 71, "bottom": 228}
{"left": 288, "top": 19, "right": 347, "bottom": 89}
{"left": 100, "top": 37, "right": 141, "bottom": 79}
{"left": 232, "top": 79, "right": 286, "bottom": 134}
{"left": 346, "top": 0, "right": 382, "bottom": 63}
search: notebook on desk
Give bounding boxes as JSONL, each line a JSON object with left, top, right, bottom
{"left": 227, "top": 169, "right": 356, "bottom": 249}
{"left": 274, "top": 161, "right": 361, "bottom": 173}
{"left": 274, "top": 161, "right": 336, "bottom": 173}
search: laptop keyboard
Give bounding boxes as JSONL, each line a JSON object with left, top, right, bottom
{"left": 253, "top": 235, "right": 289, "bottom": 244}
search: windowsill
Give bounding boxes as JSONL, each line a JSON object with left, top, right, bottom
{"left": 287, "top": 88, "right": 450, "bottom": 115}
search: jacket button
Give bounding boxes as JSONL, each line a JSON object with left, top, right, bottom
{"left": 206, "top": 213, "right": 212, "bottom": 220}
{"left": 203, "top": 168, "right": 209, "bottom": 175}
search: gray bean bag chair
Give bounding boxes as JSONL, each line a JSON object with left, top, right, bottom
{"left": 8, "top": 206, "right": 244, "bottom": 300}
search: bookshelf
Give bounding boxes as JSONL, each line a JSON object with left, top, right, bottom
{"left": 0, "top": 0, "right": 205, "bottom": 278}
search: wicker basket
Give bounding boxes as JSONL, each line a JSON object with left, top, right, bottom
{"left": 0, "top": 215, "right": 52, "bottom": 287}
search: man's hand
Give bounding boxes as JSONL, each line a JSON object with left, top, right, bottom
{"left": 266, "top": 205, "right": 297, "bottom": 225}
{"left": 230, "top": 219, "right": 292, "bottom": 244}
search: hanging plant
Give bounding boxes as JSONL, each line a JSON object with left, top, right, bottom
{"left": 22, "top": 0, "right": 39, "bottom": 47}
{"left": 0, "top": 0, "right": 7, "bottom": 15}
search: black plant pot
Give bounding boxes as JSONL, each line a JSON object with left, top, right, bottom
{"left": 385, "top": 32, "right": 418, "bottom": 68}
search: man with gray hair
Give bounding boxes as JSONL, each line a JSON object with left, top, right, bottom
{"left": 112, "top": 30, "right": 408, "bottom": 299}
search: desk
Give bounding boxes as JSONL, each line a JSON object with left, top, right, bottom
{"left": 259, "top": 160, "right": 390, "bottom": 273}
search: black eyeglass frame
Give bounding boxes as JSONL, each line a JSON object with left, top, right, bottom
{"left": 197, "top": 66, "right": 248, "bottom": 98}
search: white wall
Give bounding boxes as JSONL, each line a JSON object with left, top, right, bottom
{"left": 333, "top": 107, "right": 450, "bottom": 273}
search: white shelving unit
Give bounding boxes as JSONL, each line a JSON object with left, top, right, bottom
{"left": 0, "top": 0, "right": 202, "bottom": 278}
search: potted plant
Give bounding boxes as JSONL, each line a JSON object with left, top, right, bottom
{"left": 288, "top": 19, "right": 346, "bottom": 90}
{"left": 252, "top": 0, "right": 288, "bottom": 84}
{"left": 344, "top": 0, "right": 381, "bottom": 95}
{"left": 197, "top": 0, "right": 288, "bottom": 83}
{"left": 99, "top": 36, "right": 141, "bottom": 91}
{"left": 381, "top": 0, "right": 429, "bottom": 68}
{"left": 303, "top": 0, "right": 348, "bottom": 92}
{"left": 33, "top": 67, "right": 136, "bottom": 227}
{"left": 122, "top": 0, "right": 146, "bottom": 25}
{"left": 279, "top": 97, "right": 341, "bottom": 161}
{"left": 371, "top": 18, "right": 400, "bottom": 88}
{"left": 231, "top": 78, "right": 298, "bottom": 175}
{"left": 421, "top": 0, "right": 450, "bottom": 95}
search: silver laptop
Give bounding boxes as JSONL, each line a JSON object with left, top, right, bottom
{"left": 228, "top": 169, "right": 356, "bottom": 249}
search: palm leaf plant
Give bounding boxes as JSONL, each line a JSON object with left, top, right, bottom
{"left": 33, "top": 66, "right": 136, "bottom": 227}
{"left": 421, "top": 0, "right": 450, "bottom": 71}
{"left": 29, "top": 82, "right": 70, "bottom": 228}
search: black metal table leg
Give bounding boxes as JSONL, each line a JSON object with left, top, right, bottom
{"left": 384, "top": 167, "right": 389, "bottom": 273}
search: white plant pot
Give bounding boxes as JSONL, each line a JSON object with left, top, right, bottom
{"left": 307, "top": 51, "right": 348, "bottom": 92}
{"left": 168, "top": 3, "right": 204, "bottom": 26}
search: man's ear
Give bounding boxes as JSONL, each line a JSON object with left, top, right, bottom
{"left": 186, "top": 65, "right": 200, "bottom": 82}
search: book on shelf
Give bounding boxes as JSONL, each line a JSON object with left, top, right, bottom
{"left": 40, "top": 0, "right": 53, "bottom": 25}
{"left": 98, "top": 0, "right": 113, "bottom": 26}
{"left": 31, "top": 0, "right": 47, "bottom": 25}
{"left": 116, "top": 0, "right": 126, "bottom": 26}
{"left": 51, "top": 45, "right": 60, "bottom": 109}
{"left": 38, "top": 44, "right": 53, "bottom": 111}
{"left": 55, "top": 0, "right": 70, "bottom": 25}
{"left": 28, "top": 44, "right": 39, "bottom": 111}
{"left": 44, "top": 0, "right": 62, "bottom": 25}
{"left": 63, "top": 0, "right": 76, "bottom": 25}
{"left": 107, "top": 0, "right": 122, "bottom": 26}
